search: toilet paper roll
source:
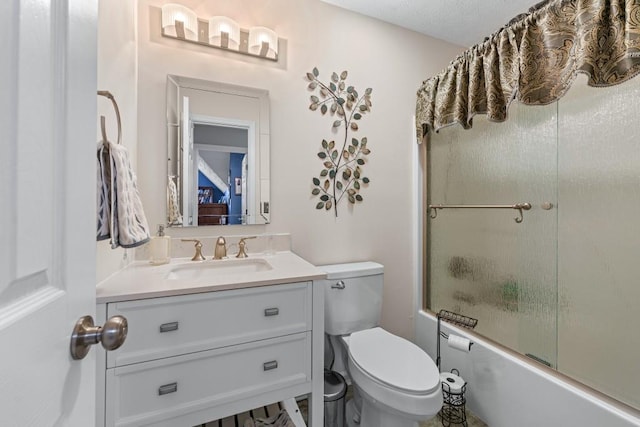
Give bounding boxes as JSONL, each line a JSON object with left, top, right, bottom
{"left": 447, "top": 334, "right": 472, "bottom": 352}
{"left": 440, "top": 372, "right": 466, "bottom": 393}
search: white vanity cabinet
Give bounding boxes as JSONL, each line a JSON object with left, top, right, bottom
{"left": 96, "top": 260, "right": 325, "bottom": 427}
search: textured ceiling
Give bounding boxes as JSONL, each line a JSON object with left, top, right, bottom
{"left": 319, "top": 0, "right": 539, "bottom": 47}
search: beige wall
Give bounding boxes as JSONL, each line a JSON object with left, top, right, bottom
{"left": 96, "top": 0, "right": 138, "bottom": 282}
{"left": 99, "top": 0, "right": 462, "bottom": 340}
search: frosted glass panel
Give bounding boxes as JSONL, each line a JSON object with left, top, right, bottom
{"left": 428, "top": 101, "right": 558, "bottom": 367}
{"left": 427, "top": 73, "right": 640, "bottom": 410}
{"left": 557, "top": 75, "right": 640, "bottom": 408}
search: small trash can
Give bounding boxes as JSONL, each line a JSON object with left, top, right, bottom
{"left": 324, "top": 370, "right": 346, "bottom": 427}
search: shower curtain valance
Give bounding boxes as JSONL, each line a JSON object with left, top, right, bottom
{"left": 415, "top": 0, "right": 640, "bottom": 142}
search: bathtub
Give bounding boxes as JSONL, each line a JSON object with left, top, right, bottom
{"left": 415, "top": 311, "right": 640, "bottom": 427}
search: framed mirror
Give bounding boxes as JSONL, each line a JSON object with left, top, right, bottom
{"left": 166, "top": 75, "right": 270, "bottom": 227}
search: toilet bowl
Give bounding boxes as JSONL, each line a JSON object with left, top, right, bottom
{"left": 347, "top": 328, "right": 442, "bottom": 427}
{"left": 320, "top": 262, "right": 442, "bottom": 427}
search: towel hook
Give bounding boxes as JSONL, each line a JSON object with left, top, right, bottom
{"left": 97, "top": 90, "right": 122, "bottom": 145}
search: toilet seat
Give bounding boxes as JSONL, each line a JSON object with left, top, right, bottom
{"left": 348, "top": 327, "right": 440, "bottom": 395}
{"left": 346, "top": 327, "right": 443, "bottom": 420}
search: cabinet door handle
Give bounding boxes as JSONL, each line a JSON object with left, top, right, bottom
{"left": 264, "top": 308, "right": 279, "bottom": 317}
{"left": 263, "top": 360, "right": 278, "bottom": 371}
{"left": 331, "top": 280, "right": 345, "bottom": 289}
{"left": 158, "top": 382, "right": 178, "bottom": 396}
{"left": 159, "top": 322, "right": 179, "bottom": 333}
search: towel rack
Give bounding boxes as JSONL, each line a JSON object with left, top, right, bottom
{"left": 97, "top": 90, "right": 122, "bottom": 145}
{"left": 428, "top": 202, "right": 532, "bottom": 223}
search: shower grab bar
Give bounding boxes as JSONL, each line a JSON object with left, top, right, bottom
{"left": 428, "top": 202, "right": 532, "bottom": 224}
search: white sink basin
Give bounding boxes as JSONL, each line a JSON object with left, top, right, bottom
{"left": 166, "top": 258, "right": 273, "bottom": 280}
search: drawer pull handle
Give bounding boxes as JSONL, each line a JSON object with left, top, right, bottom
{"left": 159, "top": 322, "right": 179, "bottom": 333}
{"left": 263, "top": 360, "right": 278, "bottom": 371}
{"left": 158, "top": 382, "right": 178, "bottom": 396}
{"left": 331, "top": 280, "right": 345, "bottom": 289}
{"left": 264, "top": 308, "right": 279, "bottom": 317}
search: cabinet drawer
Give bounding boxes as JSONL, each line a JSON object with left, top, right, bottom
{"left": 106, "top": 282, "right": 311, "bottom": 367}
{"left": 105, "top": 332, "right": 311, "bottom": 427}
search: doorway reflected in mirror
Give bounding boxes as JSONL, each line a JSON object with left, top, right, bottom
{"left": 194, "top": 123, "right": 248, "bottom": 225}
{"left": 166, "top": 75, "right": 270, "bottom": 227}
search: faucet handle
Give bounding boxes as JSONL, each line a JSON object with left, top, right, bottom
{"left": 181, "top": 239, "right": 205, "bottom": 261}
{"left": 236, "top": 236, "right": 257, "bottom": 258}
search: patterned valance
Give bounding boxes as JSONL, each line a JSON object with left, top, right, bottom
{"left": 416, "top": 0, "right": 640, "bottom": 142}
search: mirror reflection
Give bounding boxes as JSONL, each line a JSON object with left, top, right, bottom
{"left": 166, "top": 75, "right": 270, "bottom": 227}
{"left": 194, "top": 122, "right": 248, "bottom": 225}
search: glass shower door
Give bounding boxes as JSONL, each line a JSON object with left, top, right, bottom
{"left": 428, "top": 73, "right": 640, "bottom": 410}
{"left": 557, "top": 75, "right": 640, "bottom": 409}
{"left": 427, "top": 100, "right": 559, "bottom": 367}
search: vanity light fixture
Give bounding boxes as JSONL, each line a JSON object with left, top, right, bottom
{"left": 208, "top": 16, "right": 241, "bottom": 49}
{"left": 161, "top": 3, "right": 198, "bottom": 41}
{"left": 159, "top": 4, "right": 279, "bottom": 62}
{"left": 248, "top": 26, "right": 279, "bottom": 59}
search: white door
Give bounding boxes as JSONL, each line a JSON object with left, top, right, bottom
{"left": 0, "top": 1, "right": 99, "bottom": 426}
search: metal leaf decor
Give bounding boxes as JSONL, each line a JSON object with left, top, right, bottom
{"left": 306, "top": 67, "right": 372, "bottom": 217}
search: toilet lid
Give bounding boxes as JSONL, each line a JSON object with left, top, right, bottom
{"left": 348, "top": 327, "right": 440, "bottom": 394}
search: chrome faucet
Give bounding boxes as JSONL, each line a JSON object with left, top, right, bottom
{"left": 235, "top": 236, "right": 257, "bottom": 258}
{"left": 213, "top": 236, "right": 227, "bottom": 260}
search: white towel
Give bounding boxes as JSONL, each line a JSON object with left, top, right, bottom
{"left": 97, "top": 142, "right": 111, "bottom": 242}
{"left": 167, "top": 177, "right": 182, "bottom": 225}
{"left": 96, "top": 141, "right": 150, "bottom": 249}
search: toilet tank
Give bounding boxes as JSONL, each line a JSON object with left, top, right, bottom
{"left": 320, "top": 262, "right": 384, "bottom": 336}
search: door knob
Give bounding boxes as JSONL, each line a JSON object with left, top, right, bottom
{"left": 70, "top": 315, "right": 128, "bottom": 360}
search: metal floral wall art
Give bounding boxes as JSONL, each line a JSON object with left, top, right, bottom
{"left": 306, "top": 67, "right": 372, "bottom": 217}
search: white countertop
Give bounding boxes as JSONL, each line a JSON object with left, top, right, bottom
{"left": 96, "top": 251, "right": 327, "bottom": 303}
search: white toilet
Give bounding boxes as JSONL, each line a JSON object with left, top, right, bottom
{"left": 320, "top": 262, "right": 442, "bottom": 427}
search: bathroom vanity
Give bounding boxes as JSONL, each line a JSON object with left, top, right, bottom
{"left": 95, "top": 251, "right": 326, "bottom": 427}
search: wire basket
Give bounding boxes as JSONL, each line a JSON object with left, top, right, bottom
{"left": 437, "top": 310, "right": 478, "bottom": 329}
{"left": 439, "top": 369, "right": 468, "bottom": 427}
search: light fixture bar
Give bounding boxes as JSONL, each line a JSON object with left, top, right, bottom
{"left": 159, "top": 6, "right": 279, "bottom": 62}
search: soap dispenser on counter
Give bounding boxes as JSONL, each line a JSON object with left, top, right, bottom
{"left": 149, "top": 224, "right": 171, "bottom": 265}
